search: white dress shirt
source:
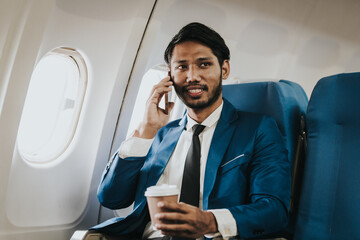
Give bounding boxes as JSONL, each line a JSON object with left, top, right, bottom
{"left": 118, "top": 102, "right": 237, "bottom": 239}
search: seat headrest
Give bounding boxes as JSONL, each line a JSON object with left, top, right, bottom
{"left": 307, "top": 72, "right": 360, "bottom": 124}
{"left": 223, "top": 80, "right": 308, "bottom": 163}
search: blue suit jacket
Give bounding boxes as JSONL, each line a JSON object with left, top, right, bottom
{"left": 92, "top": 99, "right": 290, "bottom": 239}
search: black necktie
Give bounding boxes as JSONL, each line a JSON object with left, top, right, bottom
{"left": 179, "top": 124, "right": 205, "bottom": 207}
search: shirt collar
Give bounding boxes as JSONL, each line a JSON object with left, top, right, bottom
{"left": 185, "top": 101, "right": 223, "bottom": 132}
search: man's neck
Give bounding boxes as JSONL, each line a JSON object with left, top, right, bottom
{"left": 187, "top": 98, "right": 223, "bottom": 123}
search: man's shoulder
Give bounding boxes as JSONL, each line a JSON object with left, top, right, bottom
{"left": 233, "top": 109, "right": 270, "bottom": 124}
{"left": 228, "top": 109, "right": 279, "bottom": 134}
{"left": 222, "top": 98, "right": 272, "bottom": 125}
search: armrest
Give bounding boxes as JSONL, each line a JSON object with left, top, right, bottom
{"left": 70, "top": 230, "right": 107, "bottom": 240}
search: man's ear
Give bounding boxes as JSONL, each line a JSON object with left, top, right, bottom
{"left": 221, "top": 60, "right": 230, "bottom": 80}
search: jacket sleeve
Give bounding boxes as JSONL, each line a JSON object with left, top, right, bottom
{"left": 229, "top": 115, "right": 291, "bottom": 238}
{"left": 97, "top": 152, "right": 147, "bottom": 210}
{"left": 96, "top": 121, "right": 174, "bottom": 210}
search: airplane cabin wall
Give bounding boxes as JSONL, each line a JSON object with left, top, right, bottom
{"left": 0, "top": 0, "right": 155, "bottom": 239}
{"left": 119, "top": 0, "right": 360, "bottom": 98}
{"left": 0, "top": 0, "right": 54, "bottom": 237}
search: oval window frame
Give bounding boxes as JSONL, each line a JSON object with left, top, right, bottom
{"left": 17, "top": 47, "right": 88, "bottom": 164}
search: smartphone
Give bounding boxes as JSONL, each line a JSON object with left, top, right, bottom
{"left": 164, "top": 71, "right": 172, "bottom": 115}
{"left": 153, "top": 64, "right": 173, "bottom": 115}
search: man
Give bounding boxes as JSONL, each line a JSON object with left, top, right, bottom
{"left": 92, "top": 22, "right": 290, "bottom": 239}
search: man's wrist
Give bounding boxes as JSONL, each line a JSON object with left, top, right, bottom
{"left": 204, "top": 211, "right": 218, "bottom": 234}
{"left": 133, "top": 122, "right": 159, "bottom": 139}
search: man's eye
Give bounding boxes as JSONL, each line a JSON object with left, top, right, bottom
{"left": 176, "top": 65, "right": 187, "bottom": 70}
{"left": 200, "top": 62, "right": 211, "bottom": 68}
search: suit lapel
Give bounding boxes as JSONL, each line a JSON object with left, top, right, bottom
{"left": 203, "top": 99, "right": 238, "bottom": 209}
{"left": 147, "top": 117, "right": 187, "bottom": 187}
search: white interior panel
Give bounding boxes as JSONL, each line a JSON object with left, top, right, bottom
{"left": 1, "top": 0, "right": 155, "bottom": 238}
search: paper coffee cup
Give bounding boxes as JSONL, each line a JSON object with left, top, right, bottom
{"left": 145, "top": 184, "right": 179, "bottom": 228}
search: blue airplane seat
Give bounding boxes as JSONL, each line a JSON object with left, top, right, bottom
{"left": 293, "top": 72, "right": 360, "bottom": 240}
{"left": 223, "top": 80, "right": 308, "bottom": 238}
{"left": 223, "top": 80, "right": 308, "bottom": 167}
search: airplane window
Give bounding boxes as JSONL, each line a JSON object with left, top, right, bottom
{"left": 126, "top": 64, "right": 184, "bottom": 137}
{"left": 17, "top": 47, "right": 87, "bottom": 163}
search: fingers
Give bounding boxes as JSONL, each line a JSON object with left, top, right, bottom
{"left": 148, "top": 86, "right": 172, "bottom": 105}
{"left": 151, "top": 76, "right": 173, "bottom": 94}
{"left": 155, "top": 212, "right": 196, "bottom": 238}
{"left": 155, "top": 202, "right": 196, "bottom": 232}
{"left": 157, "top": 201, "right": 190, "bottom": 213}
{"left": 134, "top": 76, "right": 174, "bottom": 138}
{"left": 155, "top": 202, "right": 192, "bottom": 226}
{"left": 148, "top": 76, "right": 173, "bottom": 106}
{"left": 155, "top": 214, "right": 198, "bottom": 239}
{"left": 154, "top": 202, "right": 217, "bottom": 238}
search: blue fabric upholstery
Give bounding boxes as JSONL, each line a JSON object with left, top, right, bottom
{"left": 294, "top": 72, "right": 360, "bottom": 239}
{"left": 222, "top": 80, "right": 308, "bottom": 166}
{"left": 222, "top": 80, "right": 308, "bottom": 238}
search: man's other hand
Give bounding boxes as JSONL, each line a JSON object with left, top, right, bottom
{"left": 154, "top": 201, "right": 218, "bottom": 239}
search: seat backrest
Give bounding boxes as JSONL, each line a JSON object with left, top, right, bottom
{"left": 223, "top": 80, "right": 308, "bottom": 238}
{"left": 223, "top": 80, "right": 308, "bottom": 166}
{"left": 293, "top": 72, "right": 360, "bottom": 239}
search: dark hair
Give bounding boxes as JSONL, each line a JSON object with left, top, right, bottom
{"left": 164, "top": 22, "right": 230, "bottom": 66}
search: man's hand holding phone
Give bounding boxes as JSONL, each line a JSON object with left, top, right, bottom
{"left": 133, "top": 74, "right": 174, "bottom": 139}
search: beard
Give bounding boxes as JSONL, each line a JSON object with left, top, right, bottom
{"left": 173, "top": 75, "right": 222, "bottom": 110}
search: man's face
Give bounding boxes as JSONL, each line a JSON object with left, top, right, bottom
{"left": 170, "top": 41, "right": 229, "bottom": 111}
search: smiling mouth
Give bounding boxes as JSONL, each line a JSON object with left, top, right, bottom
{"left": 185, "top": 85, "right": 206, "bottom": 98}
{"left": 188, "top": 89, "right": 202, "bottom": 93}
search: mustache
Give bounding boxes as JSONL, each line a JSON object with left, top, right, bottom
{"left": 182, "top": 83, "right": 208, "bottom": 91}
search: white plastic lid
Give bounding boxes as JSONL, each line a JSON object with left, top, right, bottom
{"left": 144, "top": 184, "right": 179, "bottom": 197}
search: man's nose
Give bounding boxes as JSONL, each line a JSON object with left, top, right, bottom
{"left": 186, "top": 65, "right": 200, "bottom": 82}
